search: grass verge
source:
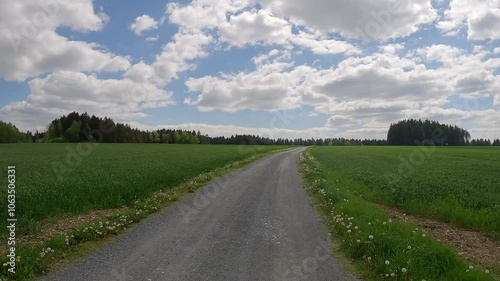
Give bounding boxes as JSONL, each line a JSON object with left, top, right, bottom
{"left": 299, "top": 149, "right": 497, "bottom": 281}
{"left": 0, "top": 147, "right": 292, "bottom": 281}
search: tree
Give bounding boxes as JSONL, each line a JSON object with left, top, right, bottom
{"left": 44, "top": 123, "right": 56, "bottom": 142}
{"left": 161, "top": 133, "right": 169, "bottom": 144}
{"left": 174, "top": 131, "right": 182, "bottom": 144}
{"left": 387, "top": 119, "right": 469, "bottom": 146}
{"left": 64, "top": 120, "right": 82, "bottom": 142}
{"left": 152, "top": 131, "right": 160, "bottom": 143}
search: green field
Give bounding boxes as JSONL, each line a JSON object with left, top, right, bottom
{"left": 300, "top": 147, "right": 499, "bottom": 280}
{"left": 309, "top": 146, "right": 500, "bottom": 240}
{"left": 0, "top": 144, "right": 288, "bottom": 236}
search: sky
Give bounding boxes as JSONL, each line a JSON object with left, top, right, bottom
{"left": 0, "top": 0, "right": 499, "bottom": 140}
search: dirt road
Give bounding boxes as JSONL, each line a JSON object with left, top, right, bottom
{"left": 40, "top": 148, "right": 352, "bottom": 281}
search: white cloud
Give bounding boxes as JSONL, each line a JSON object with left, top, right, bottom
{"left": 0, "top": 71, "right": 175, "bottom": 131}
{"left": 437, "top": 0, "right": 500, "bottom": 40}
{"left": 469, "top": 128, "right": 500, "bottom": 140}
{"left": 258, "top": 0, "right": 437, "bottom": 40}
{"left": 339, "top": 127, "right": 389, "bottom": 139}
{"left": 0, "top": 0, "right": 130, "bottom": 82}
{"left": 219, "top": 9, "right": 291, "bottom": 46}
{"left": 167, "top": 0, "right": 361, "bottom": 55}
{"left": 125, "top": 31, "right": 213, "bottom": 85}
{"left": 130, "top": 14, "right": 158, "bottom": 36}
{"left": 290, "top": 31, "right": 362, "bottom": 55}
{"left": 146, "top": 35, "right": 159, "bottom": 42}
{"left": 326, "top": 115, "right": 360, "bottom": 128}
{"left": 128, "top": 121, "right": 337, "bottom": 139}
{"left": 185, "top": 50, "right": 309, "bottom": 111}
{"left": 167, "top": 0, "right": 249, "bottom": 31}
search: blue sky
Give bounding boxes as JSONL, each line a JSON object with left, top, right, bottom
{"left": 0, "top": 0, "right": 499, "bottom": 139}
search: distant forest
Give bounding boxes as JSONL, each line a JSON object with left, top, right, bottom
{"left": 387, "top": 119, "right": 499, "bottom": 146}
{"left": 0, "top": 112, "right": 499, "bottom": 146}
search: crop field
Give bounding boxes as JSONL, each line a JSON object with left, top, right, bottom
{"left": 309, "top": 146, "right": 500, "bottom": 240}
{"left": 300, "top": 147, "right": 500, "bottom": 280}
{"left": 0, "top": 144, "right": 288, "bottom": 237}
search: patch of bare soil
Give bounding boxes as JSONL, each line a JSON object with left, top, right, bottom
{"left": 384, "top": 206, "right": 500, "bottom": 270}
{"left": 20, "top": 208, "right": 127, "bottom": 246}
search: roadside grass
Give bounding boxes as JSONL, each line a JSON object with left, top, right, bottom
{"left": 299, "top": 150, "right": 497, "bottom": 281}
{"left": 308, "top": 146, "right": 500, "bottom": 241}
{"left": 0, "top": 146, "right": 291, "bottom": 281}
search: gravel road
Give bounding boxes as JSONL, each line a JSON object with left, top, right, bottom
{"left": 39, "top": 148, "right": 353, "bottom": 281}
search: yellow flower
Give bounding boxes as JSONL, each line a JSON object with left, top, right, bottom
{"left": 2, "top": 263, "right": 7, "bottom": 267}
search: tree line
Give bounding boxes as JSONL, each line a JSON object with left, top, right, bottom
{"left": 0, "top": 113, "right": 498, "bottom": 146}
{"left": 387, "top": 119, "right": 474, "bottom": 146}
{"left": 0, "top": 121, "right": 33, "bottom": 143}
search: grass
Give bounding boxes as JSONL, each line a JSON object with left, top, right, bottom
{"left": 299, "top": 149, "right": 497, "bottom": 280}
{"left": 0, "top": 143, "right": 288, "bottom": 237}
{"left": 308, "top": 146, "right": 500, "bottom": 241}
{"left": 0, "top": 144, "right": 290, "bottom": 280}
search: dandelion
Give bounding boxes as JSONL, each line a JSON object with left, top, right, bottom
{"left": 422, "top": 234, "right": 426, "bottom": 238}
{"left": 485, "top": 270, "right": 490, "bottom": 274}
{"left": 407, "top": 246, "right": 412, "bottom": 250}
{"left": 391, "top": 273, "right": 396, "bottom": 277}
{"left": 385, "top": 260, "right": 390, "bottom": 265}
{"left": 369, "top": 235, "right": 374, "bottom": 239}
{"left": 356, "top": 240, "right": 361, "bottom": 243}
{"left": 367, "top": 257, "right": 372, "bottom": 261}
{"left": 347, "top": 230, "right": 351, "bottom": 233}
{"left": 469, "top": 265, "right": 473, "bottom": 269}
{"left": 3, "top": 263, "right": 7, "bottom": 267}
{"left": 383, "top": 222, "right": 387, "bottom": 225}
{"left": 402, "top": 268, "right": 407, "bottom": 273}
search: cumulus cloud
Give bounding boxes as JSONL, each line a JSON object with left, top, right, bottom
{"left": 125, "top": 31, "right": 213, "bottom": 85}
{"left": 167, "top": 0, "right": 361, "bottom": 55}
{"left": 219, "top": 9, "right": 291, "bottom": 46}
{"left": 258, "top": 0, "right": 437, "bottom": 40}
{"left": 130, "top": 14, "right": 158, "bottom": 36}
{"left": 0, "top": 0, "right": 130, "bottom": 81}
{"left": 326, "top": 115, "right": 360, "bottom": 128}
{"left": 0, "top": 71, "right": 175, "bottom": 130}
{"left": 437, "top": 0, "right": 500, "bottom": 40}
{"left": 184, "top": 50, "right": 311, "bottom": 111}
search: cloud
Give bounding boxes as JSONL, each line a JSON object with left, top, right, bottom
{"left": 340, "top": 127, "right": 389, "bottom": 139}
{"left": 0, "top": 71, "right": 175, "bottom": 131}
{"left": 219, "top": 9, "right": 291, "bottom": 46}
{"left": 0, "top": 0, "right": 130, "bottom": 82}
{"left": 128, "top": 121, "right": 337, "bottom": 139}
{"left": 125, "top": 30, "right": 213, "bottom": 85}
{"left": 289, "top": 31, "right": 362, "bottom": 55}
{"left": 437, "top": 0, "right": 500, "bottom": 40}
{"left": 184, "top": 50, "right": 309, "bottom": 111}
{"left": 146, "top": 35, "right": 159, "bottom": 41}
{"left": 167, "top": 0, "right": 248, "bottom": 31}
{"left": 130, "top": 14, "right": 159, "bottom": 36}
{"left": 326, "top": 115, "right": 359, "bottom": 128}
{"left": 258, "top": 0, "right": 437, "bottom": 40}
{"left": 167, "top": 0, "right": 361, "bottom": 55}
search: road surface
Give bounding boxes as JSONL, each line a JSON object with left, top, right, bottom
{"left": 40, "top": 148, "right": 353, "bottom": 281}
